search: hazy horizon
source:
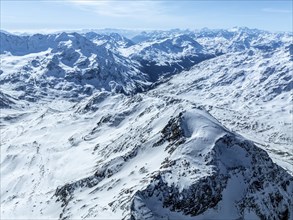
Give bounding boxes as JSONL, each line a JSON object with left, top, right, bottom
{"left": 1, "top": 26, "right": 292, "bottom": 37}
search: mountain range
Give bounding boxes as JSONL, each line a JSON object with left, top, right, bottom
{"left": 1, "top": 27, "right": 292, "bottom": 219}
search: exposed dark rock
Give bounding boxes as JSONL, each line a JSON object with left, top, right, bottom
{"left": 153, "top": 113, "right": 186, "bottom": 152}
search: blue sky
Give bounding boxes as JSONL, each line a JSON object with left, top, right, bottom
{"left": 1, "top": 0, "right": 292, "bottom": 33}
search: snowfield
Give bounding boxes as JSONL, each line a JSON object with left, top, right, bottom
{"left": 0, "top": 28, "right": 292, "bottom": 219}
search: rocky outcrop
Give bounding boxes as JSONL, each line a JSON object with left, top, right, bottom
{"left": 130, "top": 131, "right": 293, "bottom": 220}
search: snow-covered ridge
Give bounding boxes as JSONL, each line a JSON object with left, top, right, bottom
{"left": 0, "top": 31, "right": 151, "bottom": 98}
{"left": 0, "top": 30, "right": 213, "bottom": 99}
{"left": 1, "top": 28, "right": 291, "bottom": 101}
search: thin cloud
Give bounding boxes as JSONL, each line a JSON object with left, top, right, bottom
{"left": 262, "top": 8, "right": 292, "bottom": 14}
{"left": 1, "top": 15, "right": 17, "bottom": 19}
{"left": 68, "top": 0, "right": 166, "bottom": 18}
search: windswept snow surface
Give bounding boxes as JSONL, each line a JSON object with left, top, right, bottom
{"left": 1, "top": 28, "right": 293, "bottom": 219}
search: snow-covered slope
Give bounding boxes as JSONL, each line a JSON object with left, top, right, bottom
{"left": 0, "top": 32, "right": 150, "bottom": 99}
{"left": 1, "top": 93, "right": 292, "bottom": 219}
{"left": 121, "top": 34, "right": 215, "bottom": 81}
{"left": 84, "top": 32, "right": 135, "bottom": 51}
{"left": 193, "top": 27, "right": 292, "bottom": 54}
{"left": 1, "top": 27, "right": 293, "bottom": 219}
{"left": 150, "top": 43, "right": 293, "bottom": 172}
